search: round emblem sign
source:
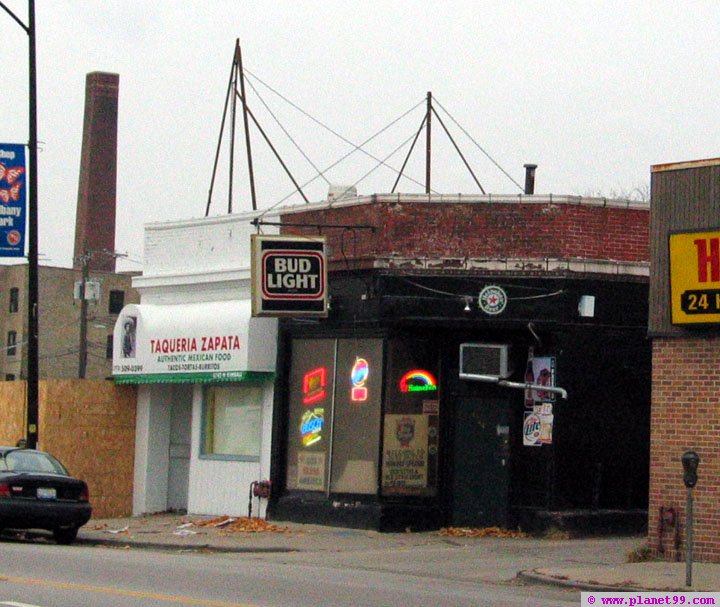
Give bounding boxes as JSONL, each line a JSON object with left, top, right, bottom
{"left": 6, "top": 230, "right": 21, "bottom": 246}
{"left": 478, "top": 285, "right": 507, "bottom": 315}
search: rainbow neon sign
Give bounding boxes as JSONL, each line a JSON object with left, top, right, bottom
{"left": 399, "top": 369, "right": 438, "bottom": 393}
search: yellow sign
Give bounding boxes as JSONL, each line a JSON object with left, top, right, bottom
{"left": 670, "top": 230, "right": 720, "bottom": 324}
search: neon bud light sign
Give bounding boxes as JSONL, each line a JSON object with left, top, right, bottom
{"left": 300, "top": 409, "right": 324, "bottom": 447}
{"left": 399, "top": 369, "right": 437, "bottom": 393}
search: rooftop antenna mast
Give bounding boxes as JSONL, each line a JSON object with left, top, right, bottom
{"left": 392, "top": 90, "right": 486, "bottom": 195}
{"left": 206, "top": 39, "right": 308, "bottom": 216}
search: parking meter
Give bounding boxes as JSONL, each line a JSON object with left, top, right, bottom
{"left": 682, "top": 450, "right": 700, "bottom": 488}
{"left": 681, "top": 450, "right": 700, "bottom": 587}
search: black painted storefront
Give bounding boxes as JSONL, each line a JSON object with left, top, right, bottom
{"left": 269, "top": 271, "right": 650, "bottom": 533}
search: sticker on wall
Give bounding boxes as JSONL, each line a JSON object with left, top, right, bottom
{"left": 399, "top": 370, "right": 438, "bottom": 393}
{"left": 350, "top": 357, "right": 369, "bottom": 402}
{"left": 532, "top": 402, "right": 554, "bottom": 444}
{"left": 300, "top": 408, "right": 325, "bottom": 447}
{"left": 423, "top": 400, "right": 439, "bottom": 415}
{"left": 523, "top": 412, "right": 542, "bottom": 447}
{"left": 524, "top": 356, "right": 556, "bottom": 405}
{"left": 478, "top": 285, "right": 507, "bottom": 316}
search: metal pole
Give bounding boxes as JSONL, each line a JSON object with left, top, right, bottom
{"left": 26, "top": 0, "right": 39, "bottom": 449}
{"left": 686, "top": 486, "right": 694, "bottom": 587}
{"left": 77, "top": 252, "right": 89, "bottom": 379}
{"left": 236, "top": 41, "right": 257, "bottom": 211}
{"left": 0, "top": 0, "right": 39, "bottom": 448}
{"left": 228, "top": 46, "right": 238, "bottom": 214}
{"left": 425, "top": 91, "right": 431, "bottom": 194}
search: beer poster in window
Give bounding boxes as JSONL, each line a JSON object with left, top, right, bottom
{"left": 382, "top": 414, "right": 428, "bottom": 490}
{"left": 295, "top": 451, "right": 326, "bottom": 491}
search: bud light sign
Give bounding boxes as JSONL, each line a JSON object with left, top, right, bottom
{"left": 251, "top": 235, "right": 328, "bottom": 317}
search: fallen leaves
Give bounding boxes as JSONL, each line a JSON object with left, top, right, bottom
{"left": 437, "top": 526, "right": 527, "bottom": 538}
{"left": 188, "top": 516, "right": 290, "bottom": 533}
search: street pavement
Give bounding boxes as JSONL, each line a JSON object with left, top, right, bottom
{"left": 34, "top": 513, "right": 720, "bottom": 592}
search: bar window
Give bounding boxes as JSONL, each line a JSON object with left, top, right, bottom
{"left": 6, "top": 331, "right": 17, "bottom": 357}
{"left": 381, "top": 339, "right": 440, "bottom": 497}
{"left": 202, "top": 384, "right": 263, "bottom": 461}
{"left": 9, "top": 288, "right": 19, "bottom": 313}
{"left": 285, "top": 338, "right": 383, "bottom": 495}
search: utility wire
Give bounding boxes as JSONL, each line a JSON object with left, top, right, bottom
{"left": 433, "top": 96, "right": 524, "bottom": 192}
{"left": 257, "top": 108, "right": 438, "bottom": 218}
{"left": 328, "top": 133, "right": 418, "bottom": 206}
{"left": 245, "top": 77, "right": 331, "bottom": 186}
{"left": 244, "top": 71, "right": 434, "bottom": 215}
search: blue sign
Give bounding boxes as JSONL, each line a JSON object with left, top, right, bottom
{"left": 0, "top": 143, "right": 26, "bottom": 257}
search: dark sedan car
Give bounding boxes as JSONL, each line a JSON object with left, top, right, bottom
{"left": 0, "top": 447, "right": 92, "bottom": 544}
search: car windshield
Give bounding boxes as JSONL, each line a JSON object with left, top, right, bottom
{"left": 3, "top": 450, "right": 68, "bottom": 475}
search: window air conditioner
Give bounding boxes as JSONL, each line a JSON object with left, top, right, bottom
{"left": 459, "top": 343, "right": 512, "bottom": 380}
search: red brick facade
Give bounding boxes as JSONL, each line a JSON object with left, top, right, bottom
{"left": 650, "top": 337, "right": 720, "bottom": 562}
{"left": 281, "top": 197, "right": 649, "bottom": 266}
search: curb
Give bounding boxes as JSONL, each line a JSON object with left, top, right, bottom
{"left": 517, "top": 569, "right": 644, "bottom": 592}
{"left": 76, "top": 537, "right": 300, "bottom": 554}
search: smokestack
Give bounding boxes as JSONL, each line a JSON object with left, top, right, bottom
{"left": 523, "top": 163, "right": 537, "bottom": 195}
{"left": 73, "top": 72, "right": 119, "bottom": 272}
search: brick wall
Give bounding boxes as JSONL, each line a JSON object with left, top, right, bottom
{"left": 650, "top": 337, "right": 720, "bottom": 562}
{"left": 0, "top": 379, "right": 136, "bottom": 518}
{"left": 281, "top": 199, "right": 649, "bottom": 265}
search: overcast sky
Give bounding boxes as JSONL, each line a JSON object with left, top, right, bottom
{"left": 1, "top": 1, "right": 719, "bottom": 271}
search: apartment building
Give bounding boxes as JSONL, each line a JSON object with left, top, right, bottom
{"left": 0, "top": 263, "right": 138, "bottom": 380}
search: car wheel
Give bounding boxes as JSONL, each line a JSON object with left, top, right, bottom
{"left": 53, "top": 526, "right": 78, "bottom": 545}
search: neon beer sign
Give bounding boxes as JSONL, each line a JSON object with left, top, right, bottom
{"left": 399, "top": 370, "right": 437, "bottom": 393}
{"left": 303, "top": 367, "right": 327, "bottom": 405}
{"left": 300, "top": 408, "right": 324, "bottom": 446}
{"left": 350, "top": 358, "right": 369, "bottom": 402}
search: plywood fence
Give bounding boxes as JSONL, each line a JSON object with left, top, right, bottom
{"left": 0, "top": 379, "right": 136, "bottom": 518}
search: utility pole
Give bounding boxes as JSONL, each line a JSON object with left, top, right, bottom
{"left": 0, "top": 0, "right": 40, "bottom": 448}
{"left": 77, "top": 250, "right": 91, "bottom": 379}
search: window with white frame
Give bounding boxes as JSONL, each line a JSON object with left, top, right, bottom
{"left": 202, "top": 384, "right": 263, "bottom": 460}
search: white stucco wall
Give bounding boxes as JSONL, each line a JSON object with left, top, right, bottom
{"left": 131, "top": 210, "right": 279, "bottom": 518}
{"left": 187, "top": 382, "right": 274, "bottom": 517}
{"left": 133, "top": 384, "right": 171, "bottom": 514}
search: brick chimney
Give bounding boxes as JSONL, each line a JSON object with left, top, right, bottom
{"left": 73, "top": 72, "right": 119, "bottom": 272}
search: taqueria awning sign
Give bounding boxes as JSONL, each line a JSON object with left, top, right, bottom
{"left": 112, "top": 301, "right": 275, "bottom": 384}
{"left": 669, "top": 229, "right": 720, "bottom": 325}
{"left": 251, "top": 234, "right": 327, "bottom": 317}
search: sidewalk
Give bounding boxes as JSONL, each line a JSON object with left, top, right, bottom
{"left": 66, "top": 513, "right": 720, "bottom": 592}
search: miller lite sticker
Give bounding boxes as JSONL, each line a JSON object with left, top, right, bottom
{"left": 523, "top": 412, "right": 542, "bottom": 446}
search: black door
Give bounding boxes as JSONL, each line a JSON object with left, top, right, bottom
{"left": 449, "top": 391, "right": 512, "bottom": 528}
